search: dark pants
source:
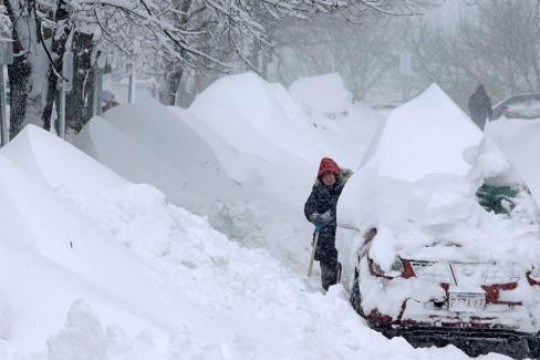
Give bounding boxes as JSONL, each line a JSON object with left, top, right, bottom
{"left": 471, "top": 113, "right": 488, "bottom": 130}
{"left": 313, "top": 226, "right": 341, "bottom": 290}
{"left": 320, "top": 259, "right": 341, "bottom": 291}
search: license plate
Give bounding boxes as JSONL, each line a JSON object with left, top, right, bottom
{"left": 448, "top": 292, "right": 486, "bottom": 312}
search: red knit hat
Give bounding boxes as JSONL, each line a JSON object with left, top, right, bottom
{"left": 318, "top": 157, "right": 340, "bottom": 178}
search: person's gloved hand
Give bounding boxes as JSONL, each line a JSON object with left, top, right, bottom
{"left": 310, "top": 210, "right": 333, "bottom": 226}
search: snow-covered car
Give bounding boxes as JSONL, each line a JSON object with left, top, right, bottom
{"left": 339, "top": 84, "right": 540, "bottom": 359}
{"left": 492, "top": 93, "right": 540, "bottom": 121}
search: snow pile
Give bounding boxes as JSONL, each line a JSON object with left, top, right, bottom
{"left": 289, "top": 73, "right": 353, "bottom": 119}
{"left": 73, "top": 101, "right": 246, "bottom": 214}
{"left": 0, "top": 133, "right": 173, "bottom": 354}
{"left": 339, "top": 84, "right": 540, "bottom": 276}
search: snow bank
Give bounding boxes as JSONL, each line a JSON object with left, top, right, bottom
{"left": 289, "top": 73, "right": 353, "bottom": 118}
{"left": 0, "top": 154, "right": 171, "bottom": 352}
{"left": 0, "top": 126, "right": 262, "bottom": 357}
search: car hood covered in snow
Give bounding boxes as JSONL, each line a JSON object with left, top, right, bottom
{"left": 339, "top": 84, "right": 540, "bottom": 274}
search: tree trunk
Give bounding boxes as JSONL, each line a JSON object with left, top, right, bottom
{"left": 5, "top": 0, "right": 31, "bottom": 139}
{"left": 164, "top": 68, "right": 183, "bottom": 106}
{"left": 42, "top": 0, "right": 71, "bottom": 132}
{"left": 6, "top": 0, "right": 64, "bottom": 138}
{"left": 7, "top": 46, "right": 31, "bottom": 139}
{"left": 66, "top": 32, "right": 95, "bottom": 133}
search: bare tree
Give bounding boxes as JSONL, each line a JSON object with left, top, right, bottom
{"left": 403, "top": 0, "right": 540, "bottom": 106}
{"left": 2, "top": 0, "right": 444, "bottom": 136}
{"left": 273, "top": 14, "right": 398, "bottom": 100}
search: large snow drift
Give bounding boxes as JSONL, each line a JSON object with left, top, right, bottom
{"left": 0, "top": 127, "right": 226, "bottom": 353}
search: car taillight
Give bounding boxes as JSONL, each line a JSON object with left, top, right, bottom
{"left": 369, "top": 257, "right": 406, "bottom": 279}
{"left": 481, "top": 282, "right": 520, "bottom": 305}
{"left": 527, "top": 269, "right": 540, "bottom": 286}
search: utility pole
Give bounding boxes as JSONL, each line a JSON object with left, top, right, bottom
{"left": 58, "top": 51, "right": 73, "bottom": 139}
{"left": 128, "top": 60, "right": 136, "bottom": 104}
{"left": 399, "top": 51, "right": 413, "bottom": 102}
{"left": 0, "top": 34, "right": 13, "bottom": 146}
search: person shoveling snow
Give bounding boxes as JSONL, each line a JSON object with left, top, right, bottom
{"left": 304, "top": 157, "right": 353, "bottom": 291}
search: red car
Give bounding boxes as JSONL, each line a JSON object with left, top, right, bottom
{"left": 349, "top": 182, "right": 540, "bottom": 359}
{"left": 342, "top": 85, "right": 540, "bottom": 358}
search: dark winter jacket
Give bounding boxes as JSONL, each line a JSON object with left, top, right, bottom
{"left": 468, "top": 85, "right": 492, "bottom": 129}
{"left": 304, "top": 162, "right": 353, "bottom": 263}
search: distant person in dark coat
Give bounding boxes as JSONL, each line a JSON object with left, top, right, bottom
{"left": 304, "top": 157, "right": 353, "bottom": 291}
{"left": 468, "top": 85, "right": 492, "bottom": 130}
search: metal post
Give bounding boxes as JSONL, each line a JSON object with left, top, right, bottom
{"left": 0, "top": 34, "right": 14, "bottom": 145}
{"left": 57, "top": 50, "right": 73, "bottom": 139}
{"left": 128, "top": 68, "right": 135, "bottom": 104}
{"left": 95, "top": 68, "right": 103, "bottom": 116}
{"left": 59, "top": 82, "right": 66, "bottom": 139}
{"left": 0, "top": 65, "right": 7, "bottom": 145}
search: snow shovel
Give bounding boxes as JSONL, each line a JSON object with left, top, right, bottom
{"left": 307, "top": 226, "right": 321, "bottom": 277}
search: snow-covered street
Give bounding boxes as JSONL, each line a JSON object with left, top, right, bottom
{"left": 0, "top": 72, "right": 529, "bottom": 359}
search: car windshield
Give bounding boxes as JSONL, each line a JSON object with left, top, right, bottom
{"left": 476, "top": 184, "right": 519, "bottom": 215}
{"left": 493, "top": 94, "right": 540, "bottom": 120}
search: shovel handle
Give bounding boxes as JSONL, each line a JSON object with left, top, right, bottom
{"left": 307, "top": 230, "right": 320, "bottom": 277}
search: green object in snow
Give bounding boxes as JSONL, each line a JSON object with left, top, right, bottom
{"left": 476, "top": 184, "right": 519, "bottom": 215}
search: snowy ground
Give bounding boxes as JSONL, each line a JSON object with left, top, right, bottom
{"left": 0, "top": 72, "right": 526, "bottom": 359}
